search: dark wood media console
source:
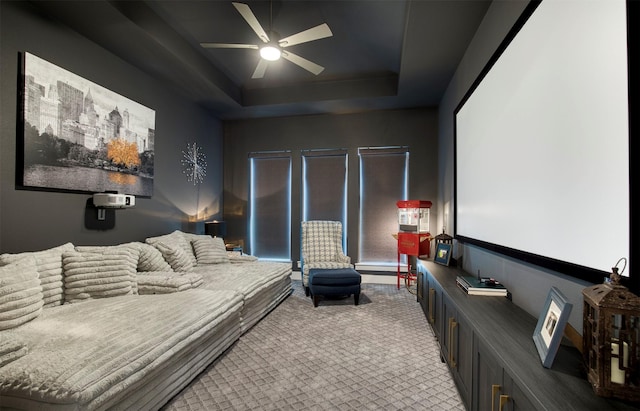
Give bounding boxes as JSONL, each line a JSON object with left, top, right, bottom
{"left": 416, "top": 259, "right": 637, "bottom": 410}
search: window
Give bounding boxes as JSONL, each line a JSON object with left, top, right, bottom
{"left": 249, "top": 152, "right": 291, "bottom": 261}
{"left": 358, "top": 147, "right": 409, "bottom": 266}
{"left": 302, "top": 149, "right": 348, "bottom": 249}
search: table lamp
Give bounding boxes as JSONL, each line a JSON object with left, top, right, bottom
{"left": 205, "top": 220, "right": 227, "bottom": 238}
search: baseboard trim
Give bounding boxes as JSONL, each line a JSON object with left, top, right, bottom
{"left": 355, "top": 263, "right": 406, "bottom": 273}
{"left": 296, "top": 262, "right": 407, "bottom": 273}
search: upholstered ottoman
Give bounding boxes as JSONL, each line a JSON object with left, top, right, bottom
{"left": 308, "top": 268, "right": 361, "bottom": 307}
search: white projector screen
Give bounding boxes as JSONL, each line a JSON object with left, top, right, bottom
{"left": 455, "top": 0, "right": 629, "bottom": 283}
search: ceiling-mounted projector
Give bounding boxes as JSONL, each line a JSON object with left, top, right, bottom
{"left": 93, "top": 193, "right": 135, "bottom": 208}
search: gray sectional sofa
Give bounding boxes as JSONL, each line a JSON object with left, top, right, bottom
{"left": 0, "top": 230, "right": 292, "bottom": 410}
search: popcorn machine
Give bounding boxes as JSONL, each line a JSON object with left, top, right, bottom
{"left": 396, "top": 200, "right": 432, "bottom": 289}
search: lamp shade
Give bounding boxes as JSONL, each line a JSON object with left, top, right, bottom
{"left": 205, "top": 220, "right": 227, "bottom": 238}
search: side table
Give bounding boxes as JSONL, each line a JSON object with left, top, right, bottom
{"left": 225, "top": 244, "right": 243, "bottom": 255}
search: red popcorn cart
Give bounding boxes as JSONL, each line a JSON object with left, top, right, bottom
{"left": 396, "top": 200, "right": 432, "bottom": 289}
{"left": 397, "top": 200, "right": 432, "bottom": 234}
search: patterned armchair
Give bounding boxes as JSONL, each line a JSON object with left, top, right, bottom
{"left": 300, "top": 220, "right": 353, "bottom": 295}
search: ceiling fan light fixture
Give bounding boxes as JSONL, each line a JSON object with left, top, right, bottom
{"left": 203, "top": 2, "right": 333, "bottom": 78}
{"left": 260, "top": 45, "right": 281, "bottom": 61}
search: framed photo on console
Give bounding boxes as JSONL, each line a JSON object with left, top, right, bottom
{"left": 434, "top": 242, "right": 452, "bottom": 266}
{"left": 533, "top": 287, "right": 572, "bottom": 368}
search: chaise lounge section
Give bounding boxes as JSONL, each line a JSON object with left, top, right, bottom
{"left": 0, "top": 230, "right": 292, "bottom": 410}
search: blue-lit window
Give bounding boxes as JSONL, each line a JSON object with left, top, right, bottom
{"left": 302, "top": 149, "right": 348, "bottom": 251}
{"left": 358, "top": 147, "right": 409, "bottom": 265}
{"left": 249, "top": 153, "right": 291, "bottom": 261}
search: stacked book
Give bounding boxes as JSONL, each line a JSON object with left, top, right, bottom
{"left": 456, "top": 275, "right": 508, "bottom": 296}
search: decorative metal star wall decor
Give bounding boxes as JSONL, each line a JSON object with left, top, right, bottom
{"left": 181, "top": 142, "right": 207, "bottom": 185}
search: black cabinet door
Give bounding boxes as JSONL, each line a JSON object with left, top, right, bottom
{"left": 443, "top": 293, "right": 473, "bottom": 409}
{"left": 503, "top": 372, "right": 538, "bottom": 411}
{"left": 417, "top": 269, "right": 427, "bottom": 316}
{"left": 441, "top": 293, "right": 454, "bottom": 364}
{"left": 475, "top": 337, "right": 538, "bottom": 411}
{"left": 456, "top": 310, "right": 473, "bottom": 409}
{"left": 475, "top": 337, "right": 503, "bottom": 411}
{"left": 428, "top": 274, "right": 442, "bottom": 342}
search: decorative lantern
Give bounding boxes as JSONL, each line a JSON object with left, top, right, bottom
{"left": 434, "top": 230, "right": 453, "bottom": 248}
{"left": 582, "top": 258, "right": 640, "bottom": 401}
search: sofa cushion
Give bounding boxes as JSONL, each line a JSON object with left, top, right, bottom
{"left": 76, "top": 242, "right": 172, "bottom": 273}
{"left": 153, "top": 242, "right": 194, "bottom": 272}
{"left": 181, "top": 232, "right": 207, "bottom": 244}
{"left": 228, "top": 253, "right": 259, "bottom": 263}
{"left": 0, "top": 242, "right": 74, "bottom": 307}
{"left": 146, "top": 231, "right": 197, "bottom": 268}
{"left": 309, "top": 268, "right": 362, "bottom": 286}
{"left": 62, "top": 249, "right": 137, "bottom": 304}
{"left": 192, "top": 236, "right": 230, "bottom": 265}
{"left": 0, "top": 257, "right": 44, "bottom": 330}
{"left": 0, "top": 334, "right": 28, "bottom": 367}
{"left": 73, "top": 244, "right": 140, "bottom": 294}
{"left": 0, "top": 289, "right": 244, "bottom": 410}
{"left": 193, "top": 261, "right": 292, "bottom": 333}
{"left": 136, "top": 243, "right": 173, "bottom": 272}
{"left": 137, "top": 272, "right": 203, "bottom": 294}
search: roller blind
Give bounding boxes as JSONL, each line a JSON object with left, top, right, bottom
{"left": 302, "top": 150, "right": 348, "bottom": 251}
{"left": 358, "top": 147, "right": 409, "bottom": 264}
{"left": 302, "top": 149, "right": 347, "bottom": 219}
{"left": 249, "top": 152, "right": 291, "bottom": 261}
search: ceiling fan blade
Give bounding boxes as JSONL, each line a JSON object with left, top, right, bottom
{"left": 232, "top": 2, "right": 270, "bottom": 43}
{"left": 281, "top": 51, "right": 324, "bottom": 75}
{"left": 252, "top": 59, "right": 269, "bottom": 79}
{"left": 279, "top": 23, "right": 333, "bottom": 47}
{"left": 200, "top": 43, "right": 259, "bottom": 49}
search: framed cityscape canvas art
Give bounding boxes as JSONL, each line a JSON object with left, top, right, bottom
{"left": 19, "top": 52, "right": 155, "bottom": 197}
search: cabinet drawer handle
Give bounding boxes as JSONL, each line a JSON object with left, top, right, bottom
{"left": 491, "top": 384, "right": 500, "bottom": 411}
{"left": 448, "top": 317, "right": 458, "bottom": 368}
{"left": 428, "top": 288, "right": 435, "bottom": 323}
{"left": 499, "top": 394, "right": 509, "bottom": 411}
{"left": 447, "top": 317, "right": 453, "bottom": 365}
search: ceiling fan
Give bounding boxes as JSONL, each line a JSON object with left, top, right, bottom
{"left": 200, "top": 2, "right": 333, "bottom": 79}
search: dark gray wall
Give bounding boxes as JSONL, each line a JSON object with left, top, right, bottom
{"left": 223, "top": 108, "right": 438, "bottom": 263}
{"left": 0, "top": 1, "right": 224, "bottom": 253}
{"left": 437, "top": 0, "right": 591, "bottom": 332}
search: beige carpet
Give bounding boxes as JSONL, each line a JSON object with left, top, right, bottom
{"left": 161, "top": 280, "right": 463, "bottom": 410}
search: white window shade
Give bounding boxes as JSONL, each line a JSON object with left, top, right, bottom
{"left": 358, "top": 147, "right": 409, "bottom": 265}
{"left": 249, "top": 153, "right": 291, "bottom": 261}
{"left": 302, "top": 149, "right": 348, "bottom": 231}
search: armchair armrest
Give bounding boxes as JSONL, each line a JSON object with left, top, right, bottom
{"left": 337, "top": 252, "right": 351, "bottom": 264}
